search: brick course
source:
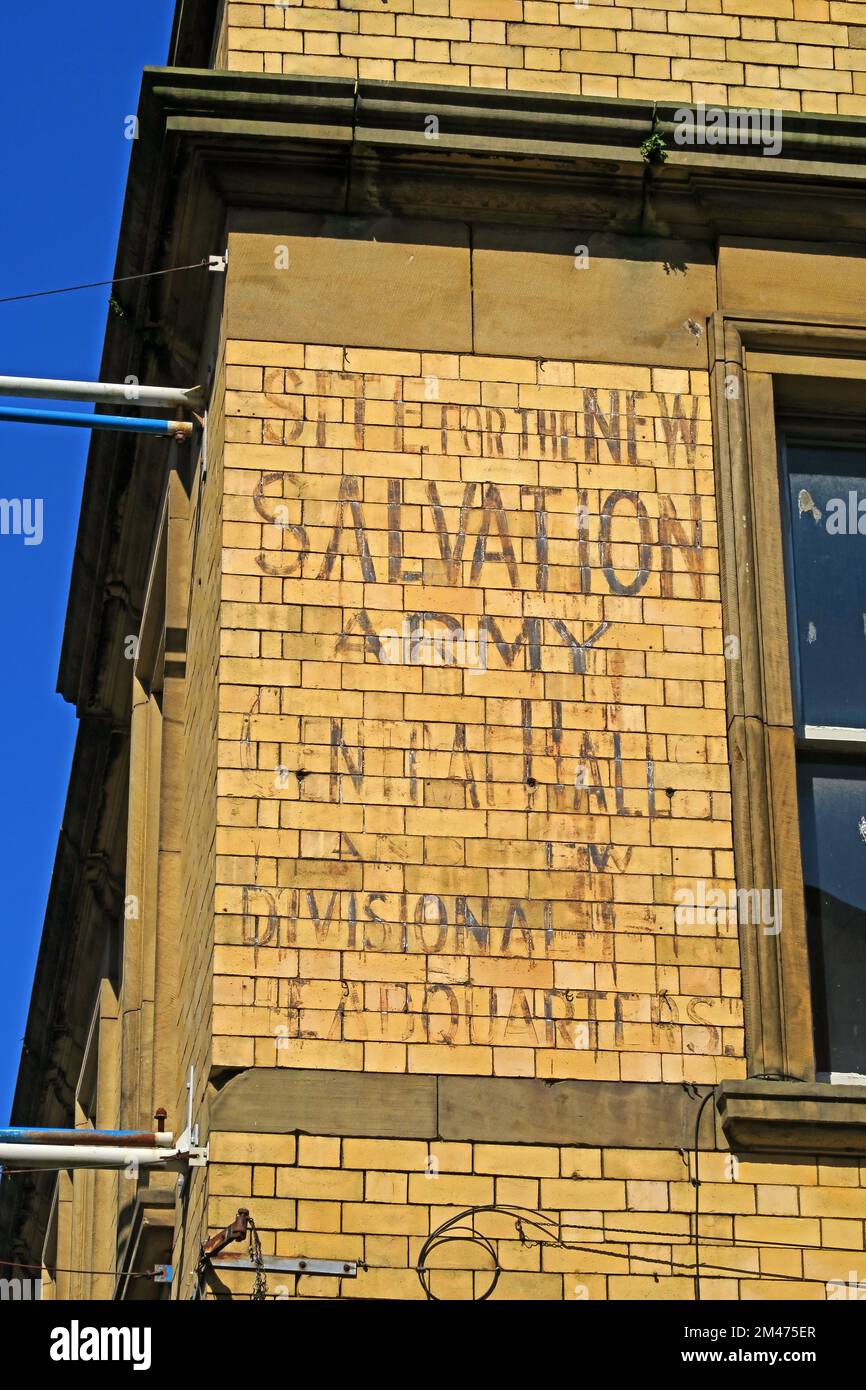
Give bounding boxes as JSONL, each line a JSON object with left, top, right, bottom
{"left": 217, "top": 0, "right": 866, "bottom": 114}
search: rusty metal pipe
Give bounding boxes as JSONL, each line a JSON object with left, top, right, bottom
{"left": 0, "top": 1127, "right": 174, "bottom": 1148}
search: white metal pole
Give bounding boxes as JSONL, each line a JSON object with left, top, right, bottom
{"left": 0, "top": 375, "right": 204, "bottom": 411}
{"left": 0, "top": 1142, "right": 184, "bottom": 1170}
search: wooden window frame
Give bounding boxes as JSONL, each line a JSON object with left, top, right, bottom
{"left": 710, "top": 313, "right": 866, "bottom": 1087}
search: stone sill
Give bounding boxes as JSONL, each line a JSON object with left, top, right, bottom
{"left": 718, "top": 1079, "right": 866, "bottom": 1155}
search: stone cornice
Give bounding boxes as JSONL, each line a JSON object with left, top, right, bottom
{"left": 136, "top": 69, "right": 866, "bottom": 241}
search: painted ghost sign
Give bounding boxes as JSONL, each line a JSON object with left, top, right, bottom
{"left": 216, "top": 351, "right": 740, "bottom": 1080}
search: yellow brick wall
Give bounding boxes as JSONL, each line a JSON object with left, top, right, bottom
{"left": 214, "top": 339, "right": 744, "bottom": 1086}
{"left": 205, "top": 1131, "right": 866, "bottom": 1299}
{"left": 217, "top": 0, "right": 866, "bottom": 117}
{"left": 174, "top": 342, "right": 228, "bottom": 1284}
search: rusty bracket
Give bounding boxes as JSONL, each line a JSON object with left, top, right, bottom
{"left": 201, "top": 1207, "right": 251, "bottom": 1261}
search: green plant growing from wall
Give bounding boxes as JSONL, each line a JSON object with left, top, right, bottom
{"left": 640, "top": 132, "right": 668, "bottom": 165}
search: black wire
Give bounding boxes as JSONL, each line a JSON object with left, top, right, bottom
{"left": 592, "top": 1220, "right": 844, "bottom": 1255}
{"left": 692, "top": 1087, "right": 717, "bottom": 1302}
{"left": 3, "top": 1166, "right": 855, "bottom": 1260}
{"left": 0, "top": 259, "right": 210, "bottom": 306}
{"left": 212, "top": 1253, "right": 823, "bottom": 1298}
{"left": 417, "top": 1205, "right": 565, "bottom": 1301}
{"left": 418, "top": 1204, "right": 642, "bottom": 1301}
{"left": 4, "top": 1174, "right": 845, "bottom": 1299}
{"left": 0, "top": 1254, "right": 153, "bottom": 1280}
{"left": 9, "top": 1213, "right": 841, "bottom": 1295}
{"left": 418, "top": 1194, "right": 860, "bottom": 1301}
{"left": 0, "top": 1167, "right": 59, "bottom": 1176}
{"left": 417, "top": 1211, "right": 501, "bottom": 1301}
{"left": 415, "top": 1203, "right": 822, "bottom": 1299}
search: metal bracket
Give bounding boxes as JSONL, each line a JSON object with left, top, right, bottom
{"left": 208, "top": 252, "right": 228, "bottom": 273}
{"left": 201, "top": 1212, "right": 357, "bottom": 1286}
{"left": 181, "top": 1136, "right": 209, "bottom": 1167}
{"left": 202, "top": 1209, "right": 251, "bottom": 1261}
{"left": 152, "top": 1264, "right": 173, "bottom": 1284}
{"left": 177, "top": 1066, "right": 209, "bottom": 1167}
{"left": 211, "top": 1255, "right": 357, "bottom": 1278}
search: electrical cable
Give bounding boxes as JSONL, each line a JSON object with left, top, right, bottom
{"left": 0, "top": 259, "right": 211, "bottom": 306}
{"left": 11, "top": 1230, "right": 820, "bottom": 1299}
{"left": 0, "top": 1254, "right": 155, "bottom": 1280}
{"left": 0, "top": 1167, "right": 64, "bottom": 1176}
{"left": 418, "top": 1204, "right": 658, "bottom": 1299}
{"left": 3, "top": 1214, "right": 843, "bottom": 1284}
{"left": 691, "top": 1087, "right": 717, "bottom": 1302}
{"left": 417, "top": 1208, "right": 502, "bottom": 1301}
{"left": 213, "top": 1255, "right": 828, "bottom": 1299}
{"left": 3, "top": 1180, "right": 852, "bottom": 1298}
{"left": 596, "top": 1221, "right": 845, "bottom": 1256}
{"left": 198, "top": 1228, "right": 850, "bottom": 1294}
{"left": 414, "top": 1205, "right": 825, "bottom": 1298}
{"left": 3, "top": 1176, "right": 855, "bottom": 1272}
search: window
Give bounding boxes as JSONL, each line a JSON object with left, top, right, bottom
{"left": 781, "top": 443, "right": 866, "bottom": 735}
{"left": 710, "top": 314, "right": 866, "bottom": 1096}
{"left": 779, "top": 439, "right": 866, "bottom": 1079}
{"left": 797, "top": 761, "right": 866, "bottom": 1078}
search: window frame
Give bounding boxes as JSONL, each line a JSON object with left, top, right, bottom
{"left": 710, "top": 313, "right": 866, "bottom": 1086}
{"left": 776, "top": 428, "right": 866, "bottom": 1078}
{"left": 777, "top": 425, "right": 866, "bottom": 750}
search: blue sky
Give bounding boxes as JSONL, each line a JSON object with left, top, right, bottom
{"left": 0, "top": 2, "right": 175, "bottom": 1120}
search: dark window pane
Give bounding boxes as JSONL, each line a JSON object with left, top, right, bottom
{"left": 797, "top": 759, "right": 866, "bottom": 1075}
{"left": 785, "top": 444, "right": 866, "bottom": 729}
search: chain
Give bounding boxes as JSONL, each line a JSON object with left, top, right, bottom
{"left": 248, "top": 1217, "right": 268, "bottom": 1302}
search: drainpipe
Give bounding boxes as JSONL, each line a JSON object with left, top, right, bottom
{"left": 0, "top": 375, "right": 204, "bottom": 411}
{"left": 0, "top": 405, "right": 193, "bottom": 439}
